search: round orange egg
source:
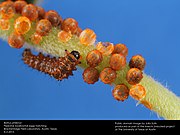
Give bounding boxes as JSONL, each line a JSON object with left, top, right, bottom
{"left": 112, "top": 84, "right": 129, "bottom": 102}
{"left": 8, "top": 32, "right": 25, "bottom": 49}
{"left": 126, "top": 68, "right": 143, "bottom": 85}
{"left": 129, "top": 55, "right": 146, "bottom": 71}
{"left": 109, "top": 53, "right": 126, "bottom": 70}
{"left": 83, "top": 67, "right": 99, "bottom": 84}
{"left": 86, "top": 49, "right": 103, "bottom": 67}
{"left": 36, "top": 19, "right": 52, "bottom": 36}
{"left": 22, "top": 4, "right": 38, "bottom": 21}
{"left": 100, "top": 67, "right": 117, "bottom": 84}
{"left": 61, "top": 18, "right": 78, "bottom": 34}
{"left": 96, "top": 42, "right": 114, "bottom": 56}
{"left": 79, "top": 28, "right": 96, "bottom": 46}
{"left": 14, "top": 16, "right": 31, "bottom": 35}
{"left": 45, "top": 10, "right": 62, "bottom": 27}
{"left": 14, "top": 0, "right": 27, "bottom": 13}
{"left": 0, "top": 1, "right": 15, "bottom": 19}
{"left": 129, "top": 84, "right": 146, "bottom": 100}
{"left": 112, "top": 43, "right": 128, "bottom": 56}
{"left": 57, "top": 30, "right": 72, "bottom": 43}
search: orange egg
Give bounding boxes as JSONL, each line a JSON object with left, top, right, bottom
{"left": 22, "top": 4, "right": 38, "bottom": 21}
{"left": 129, "top": 55, "right": 146, "bottom": 71}
{"left": 83, "top": 67, "right": 99, "bottom": 84}
{"left": 57, "top": 30, "right": 72, "bottom": 43}
{"left": 0, "top": 1, "right": 15, "bottom": 19}
{"left": 36, "top": 19, "right": 52, "bottom": 36}
{"left": 14, "top": 0, "right": 27, "bottom": 14}
{"left": 112, "top": 43, "right": 128, "bottom": 56}
{"left": 109, "top": 53, "right": 126, "bottom": 70}
{"left": 61, "top": 18, "right": 78, "bottom": 34}
{"left": 45, "top": 10, "right": 62, "bottom": 27}
{"left": 8, "top": 32, "right": 25, "bottom": 49}
{"left": 14, "top": 16, "right": 31, "bottom": 35}
{"left": 126, "top": 68, "right": 143, "bottom": 85}
{"left": 79, "top": 28, "right": 96, "bottom": 46}
{"left": 86, "top": 49, "right": 103, "bottom": 67}
{"left": 112, "top": 84, "right": 129, "bottom": 102}
{"left": 96, "top": 42, "right": 114, "bottom": 56}
{"left": 100, "top": 67, "right": 117, "bottom": 84}
{"left": 129, "top": 84, "right": 146, "bottom": 100}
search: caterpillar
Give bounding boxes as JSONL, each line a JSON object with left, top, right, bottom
{"left": 22, "top": 49, "right": 81, "bottom": 81}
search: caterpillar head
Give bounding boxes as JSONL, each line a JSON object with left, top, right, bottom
{"left": 65, "top": 50, "right": 81, "bottom": 64}
{"left": 70, "top": 50, "right": 80, "bottom": 60}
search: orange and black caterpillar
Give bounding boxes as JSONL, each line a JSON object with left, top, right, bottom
{"left": 22, "top": 49, "right": 81, "bottom": 81}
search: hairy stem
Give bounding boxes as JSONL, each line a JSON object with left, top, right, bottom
{"left": 0, "top": 14, "right": 180, "bottom": 120}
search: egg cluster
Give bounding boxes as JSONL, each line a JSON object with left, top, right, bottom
{"left": 83, "top": 43, "right": 128, "bottom": 84}
{"left": 0, "top": 0, "right": 148, "bottom": 106}
{"left": 81, "top": 27, "right": 147, "bottom": 102}
{"left": 0, "top": 0, "right": 82, "bottom": 48}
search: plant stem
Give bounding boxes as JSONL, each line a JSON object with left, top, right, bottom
{"left": 0, "top": 15, "right": 180, "bottom": 120}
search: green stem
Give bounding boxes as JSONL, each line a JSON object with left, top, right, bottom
{"left": 0, "top": 14, "right": 180, "bottom": 120}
